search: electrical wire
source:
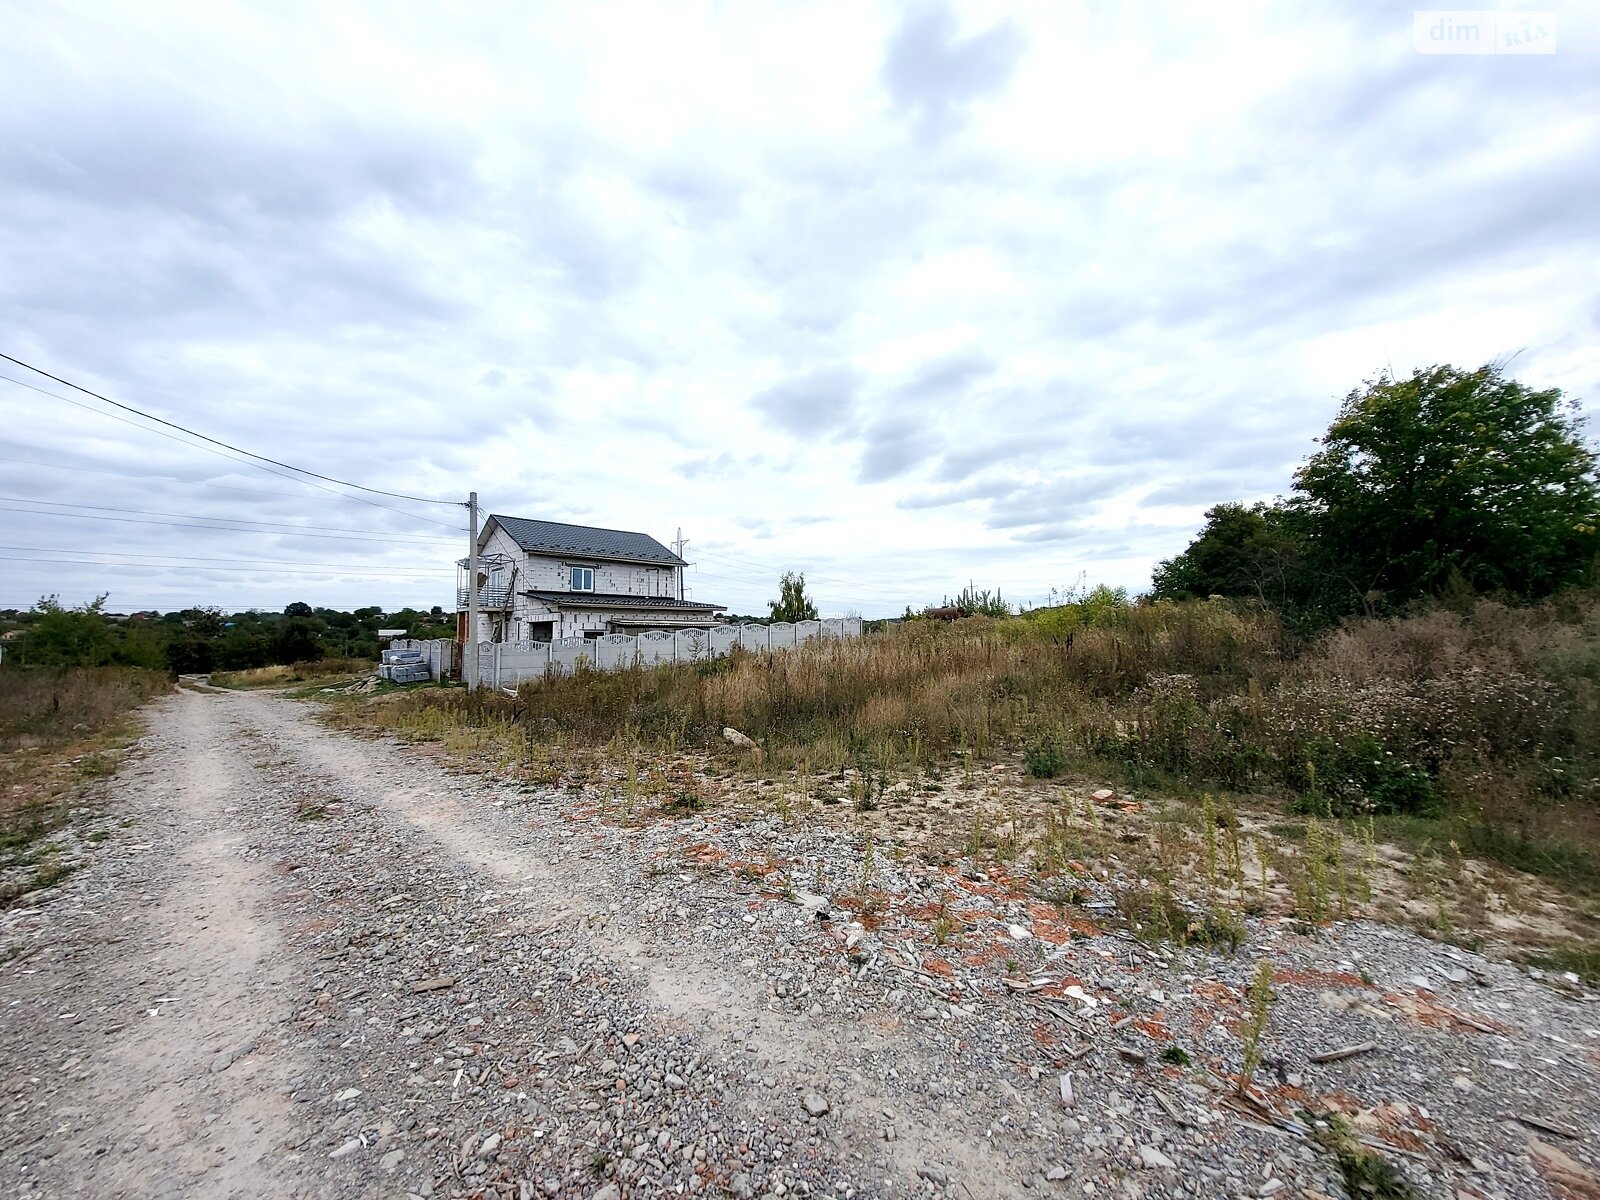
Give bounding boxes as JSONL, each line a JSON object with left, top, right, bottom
{"left": 0, "top": 554, "right": 444, "bottom": 578}
{"left": 0, "top": 450, "right": 467, "bottom": 531}
{"left": 687, "top": 566, "right": 908, "bottom": 603}
{"left": 0, "top": 544, "right": 452, "bottom": 574}
{"left": 693, "top": 547, "right": 863, "bottom": 589}
{"left": 0, "top": 352, "right": 462, "bottom": 506}
{"left": 1, "top": 373, "right": 467, "bottom": 531}
{"left": 0, "top": 496, "right": 459, "bottom": 542}
{"left": 0, "top": 503, "right": 461, "bottom": 545}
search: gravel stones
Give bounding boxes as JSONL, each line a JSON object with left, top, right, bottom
{"left": 4, "top": 687, "right": 1600, "bottom": 1200}
{"left": 1139, "top": 1145, "right": 1177, "bottom": 1170}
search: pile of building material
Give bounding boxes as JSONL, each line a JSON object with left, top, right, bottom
{"left": 378, "top": 648, "right": 431, "bottom": 684}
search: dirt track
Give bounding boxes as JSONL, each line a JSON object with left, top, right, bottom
{"left": 3, "top": 687, "right": 1598, "bottom": 1200}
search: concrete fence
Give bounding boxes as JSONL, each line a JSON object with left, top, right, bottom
{"left": 392, "top": 617, "right": 864, "bottom": 689}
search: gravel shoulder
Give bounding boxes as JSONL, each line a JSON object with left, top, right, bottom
{"left": 3, "top": 687, "right": 1599, "bottom": 1200}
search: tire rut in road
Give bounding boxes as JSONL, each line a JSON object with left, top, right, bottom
{"left": 222, "top": 689, "right": 1026, "bottom": 1199}
{"left": 212, "top": 692, "right": 877, "bottom": 1198}
{"left": 3, "top": 691, "right": 311, "bottom": 1200}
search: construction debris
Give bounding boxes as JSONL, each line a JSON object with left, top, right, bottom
{"left": 1309, "top": 1041, "right": 1378, "bottom": 1064}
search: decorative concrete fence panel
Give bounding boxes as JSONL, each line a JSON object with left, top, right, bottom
{"left": 597, "top": 634, "right": 638, "bottom": 672}
{"left": 499, "top": 645, "right": 553, "bottom": 686}
{"left": 550, "top": 637, "right": 594, "bottom": 676}
{"left": 674, "top": 628, "right": 710, "bottom": 663}
{"left": 637, "top": 629, "right": 674, "bottom": 666}
{"left": 402, "top": 639, "right": 456, "bottom": 679}
{"left": 394, "top": 619, "right": 865, "bottom": 688}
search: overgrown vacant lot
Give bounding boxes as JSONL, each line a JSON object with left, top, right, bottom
{"left": 0, "top": 665, "right": 169, "bottom": 903}
{"left": 328, "top": 596, "right": 1600, "bottom": 979}
{"left": 209, "top": 656, "right": 371, "bottom": 690}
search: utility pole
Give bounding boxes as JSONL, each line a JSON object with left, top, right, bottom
{"left": 671, "top": 527, "right": 688, "bottom": 601}
{"left": 465, "top": 491, "right": 480, "bottom": 689}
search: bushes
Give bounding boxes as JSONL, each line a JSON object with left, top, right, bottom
{"left": 0, "top": 667, "right": 170, "bottom": 752}
{"left": 1064, "top": 597, "right": 1590, "bottom": 818}
{"left": 210, "top": 659, "right": 372, "bottom": 689}
{"left": 361, "top": 592, "right": 1600, "bottom": 867}
{"left": 1023, "top": 725, "right": 1067, "bottom": 778}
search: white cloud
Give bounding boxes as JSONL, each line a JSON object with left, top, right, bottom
{"left": 1, "top": 0, "right": 1595, "bottom": 616}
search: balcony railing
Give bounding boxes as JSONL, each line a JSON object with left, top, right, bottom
{"left": 457, "top": 585, "right": 512, "bottom": 611}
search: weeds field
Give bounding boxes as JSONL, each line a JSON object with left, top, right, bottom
{"left": 0, "top": 666, "right": 170, "bottom": 904}
{"left": 210, "top": 657, "right": 371, "bottom": 689}
{"left": 325, "top": 595, "right": 1600, "bottom": 979}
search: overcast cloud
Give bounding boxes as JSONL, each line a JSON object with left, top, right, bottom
{"left": 2, "top": 1, "right": 1596, "bottom": 618}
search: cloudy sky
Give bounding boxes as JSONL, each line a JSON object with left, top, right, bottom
{"left": 3, "top": 1, "right": 1596, "bottom": 618}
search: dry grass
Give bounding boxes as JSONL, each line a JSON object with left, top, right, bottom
{"left": 0, "top": 666, "right": 170, "bottom": 902}
{"left": 322, "top": 595, "right": 1600, "bottom": 971}
{"left": 211, "top": 658, "right": 371, "bottom": 690}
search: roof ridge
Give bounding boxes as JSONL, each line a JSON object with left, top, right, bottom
{"left": 490, "top": 513, "right": 660, "bottom": 539}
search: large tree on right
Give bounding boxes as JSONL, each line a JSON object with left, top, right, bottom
{"left": 1291, "top": 363, "right": 1599, "bottom": 608}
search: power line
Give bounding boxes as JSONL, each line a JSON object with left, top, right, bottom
{"left": 3, "top": 550, "right": 451, "bottom": 579}
{"left": 694, "top": 547, "right": 862, "bottom": 589}
{"left": 0, "top": 495, "right": 459, "bottom": 542}
{"left": 0, "top": 555, "right": 446, "bottom": 578}
{"left": 0, "top": 449, "right": 467, "bottom": 532}
{"left": 0, "top": 503, "right": 466, "bottom": 545}
{"left": 0, "top": 352, "right": 461, "bottom": 506}
{"left": 687, "top": 566, "right": 907, "bottom": 602}
{"left": 0, "top": 373, "right": 465, "bottom": 531}
{"left": 3, "top": 598, "right": 454, "bottom": 611}
{"left": 0, "top": 544, "right": 452, "bottom": 574}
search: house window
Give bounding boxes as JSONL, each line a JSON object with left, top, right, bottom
{"left": 571, "top": 566, "right": 595, "bottom": 592}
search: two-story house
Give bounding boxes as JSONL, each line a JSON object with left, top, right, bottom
{"left": 457, "top": 514, "right": 725, "bottom": 643}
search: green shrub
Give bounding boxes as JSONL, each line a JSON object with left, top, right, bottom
{"left": 334, "top": 591, "right": 1600, "bottom": 881}
{"left": 1023, "top": 725, "right": 1066, "bottom": 778}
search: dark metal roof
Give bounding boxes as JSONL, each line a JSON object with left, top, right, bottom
{"left": 524, "top": 590, "right": 724, "bottom": 612}
{"left": 485, "top": 515, "right": 685, "bottom": 565}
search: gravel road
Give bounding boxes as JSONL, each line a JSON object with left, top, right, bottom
{"left": 3, "top": 687, "right": 1598, "bottom": 1200}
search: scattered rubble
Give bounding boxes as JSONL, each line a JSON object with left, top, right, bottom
{"left": 2, "top": 687, "right": 1598, "bottom": 1200}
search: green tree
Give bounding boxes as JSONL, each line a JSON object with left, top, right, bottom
{"left": 165, "top": 633, "right": 215, "bottom": 674}
{"left": 768, "top": 571, "right": 819, "bottom": 622}
{"left": 1293, "top": 363, "right": 1600, "bottom": 608}
{"left": 179, "top": 607, "right": 226, "bottom": 638}
{"left": 1151, "top": 502, "right": 1307, "bottom": 607}
{"left": 271, "top": 617, "right": 327, "bottom": 664}
{"left": 22, "top": 595, "right": 115, "bottom": 668}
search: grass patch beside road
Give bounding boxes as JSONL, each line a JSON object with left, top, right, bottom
{"left": 320, "top": 597, "right": 1600, "bottom": 973}
{"left": 211, "top": 658, "right": 372, "bottom": 689}
{"left": 0, "top": 666, "right": 169, "bottom": 904}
